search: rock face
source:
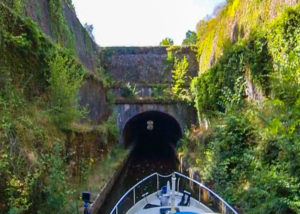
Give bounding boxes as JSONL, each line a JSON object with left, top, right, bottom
{"left": 22, "top": 0, "right": 109, "bottom": 123}
{"left": 21, "top": 1, "right": 200, "bottom": 126}
{"left": 245, "top": 72, "right": 265, "bottom": 103}
{"left": 198, "top": 0, "right": 300, "bottom": 73}
{"left": 23, "top": 0, "right": 98, "bottom": 71}
{"left": 23, "top": 0, "right": 97, "bottom": 70}
{"left": 102, "top": 47, "right": 198, "bottom": 84}
{"left": 79, "top": 78, "right": 109, "bottom": 123}
{"left": 23, "top": 0, "right": 51, "bottom": 35}
{"left": 62, "top": 1, "right": 98, "bottom": 71}
{"left": 270, "top": 0, "right": 300, "bottom": 18}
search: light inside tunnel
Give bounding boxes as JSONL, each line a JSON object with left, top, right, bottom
{"left": 146, "top": 120, "right": 154, "bottom": 130}
{"left": 123, "top": 111, "right": 182, "bottom": 158}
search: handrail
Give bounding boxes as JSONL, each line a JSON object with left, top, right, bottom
{"left": 174, "top": 172, "right": 238, "bottom": 214}
{"left": 109, "top": 171, "right": 238, "bottom": 214}
{"left": 109, "top": 172, "right": 158, "bottom": 214}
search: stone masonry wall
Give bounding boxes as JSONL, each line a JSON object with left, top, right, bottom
{"left": 23, "top": 0, "right": 98, "bottom": 71}
{"left": 101, "top": 46, "right": 199, "bottom": 84}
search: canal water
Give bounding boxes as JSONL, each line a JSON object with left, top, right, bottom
{"left": 98, "top": 143, "right": 178, "bottom": 214}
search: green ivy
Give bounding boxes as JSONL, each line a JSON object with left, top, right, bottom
{"left": 48, "top": 0, "right": 76, "bottom": 50}
{"left": 185, "top": 4, "right": 300, "bottom": 214}
{"left": 0, "top": 4, "right": 89, "bottom": 213}
{"left": 172, "top": 56, "right": 192, "bottom": 102}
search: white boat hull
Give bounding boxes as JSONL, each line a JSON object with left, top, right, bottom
{"left": 127, "top": 191, "right": 215, "bottom": 214}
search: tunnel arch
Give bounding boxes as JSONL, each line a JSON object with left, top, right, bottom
{"left": 122, "top": 111, "right": 183, "bottom": 157}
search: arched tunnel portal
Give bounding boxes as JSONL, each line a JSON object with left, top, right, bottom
{"left": 122, "top": 111, "right": 183, "bottom": 158}
{"left": 98, "top": 111, "right": 183, "bottom": 213}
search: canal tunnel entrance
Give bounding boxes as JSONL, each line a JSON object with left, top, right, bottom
{"left": 99, "top": 111, "right": 182, "bottom": 213}
{"left": 123, "top": 111, "right": 182, "bottom": 159}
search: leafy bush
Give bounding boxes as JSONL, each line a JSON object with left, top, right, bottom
{"left": 163, "top": 50, "right": 175, "bottom": 77}
{"left": 191, "top": 34, "right": 272, "bottom": 116}
{"left": 0, "top": 3, "right": 122, "bottom": 214}
{"left": 152, "top": 84, "right": 168, "bottom": 99}
{"left": 120, "top": 82, "right": 138, "bottom": 98}
{"left": 48, "top": 51, "right": 86, "bottom": 128}
{"left": 186, "top": 4, "right": 300, "bottom": 214}
{"left": 40, "top": 143, "right": 72, "bottom": 214}
{"left": 172, "top": 56, "right": 192, "bottom": 102}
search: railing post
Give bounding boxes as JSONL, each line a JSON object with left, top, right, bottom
{"left": 110, "top": 172, "right": 238, "bottom": 214}
{"left": 177, "top": 178, "right": 180, "bottom": 192}
{"left": 222, "top": 201, "right": 226, "bottom": 214}
{"left": 156, "top": 174, "right": 159, "bottom": 191}
{"left": 133, "top": 188, "right": 136, "bottom": 205}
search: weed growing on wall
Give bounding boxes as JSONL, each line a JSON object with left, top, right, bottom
{"left": 121, "top": 82, "right": 138, "bottom": 98}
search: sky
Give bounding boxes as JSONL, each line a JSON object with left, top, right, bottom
{"left": 72, "top": 0, "right": 225, "bottom": 46}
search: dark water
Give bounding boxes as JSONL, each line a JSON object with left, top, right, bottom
{"left": 98, "top": 145, "right": 178, "bottom": 214}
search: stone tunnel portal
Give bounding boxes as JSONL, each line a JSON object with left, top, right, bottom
{"left": 98, "top": 111, "right": 183, "bottom": 213}
{"left": 123, "top": 111, "right": 182, "bottom": 158}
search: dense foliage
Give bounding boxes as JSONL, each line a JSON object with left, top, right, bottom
{"left": 1, "top": 0, "right": 300, "bottom": 213}
{"left": 171, "top": 56, "right": 191, "bottom": 102}
{"left": 48, "top": 52, "right": 85, "bottom": 128}
{"left": 191, "top": 34, "right": 272, "bottom": 115}
{"left": 0, "top": 2, "right": 122, "bottom": 214}
{"left": 181, "top": 4, "right": 300, "bottom": 214}
{"left": 196, "top": 0, "right": 297, "bottom": 72}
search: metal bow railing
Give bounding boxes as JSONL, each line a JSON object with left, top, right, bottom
{"left": 110, "top": 171, "right": 238, "bottom": 214}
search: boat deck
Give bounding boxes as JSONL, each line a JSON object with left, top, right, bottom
{"left": 127, "top": 192, "right": 216, "bottom": 214}
{"left": 109, "top": 172, "right": 238, "bottom": 214}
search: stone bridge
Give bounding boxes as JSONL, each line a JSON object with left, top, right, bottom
{"left": 101, "top": 46, "right": 198, "bottom": 147}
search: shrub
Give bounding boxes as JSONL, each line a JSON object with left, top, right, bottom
{"left": 172, "top": 56, "right": 191, "bottom": 102}
{"left": 48, "top": 51, "right": 86, "bottom": 128}
{"left": 120, "top": 82, "right": 138, "bottom": 98}
{"left": 40, "top": 143, "right": 72, "bottom": 214}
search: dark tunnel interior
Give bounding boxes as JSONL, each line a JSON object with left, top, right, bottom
{"left": 123, "top": 111, "right": 182, "bottom": 159}
{"left": 98, "top": 111, "right": 183, "bottom": 213}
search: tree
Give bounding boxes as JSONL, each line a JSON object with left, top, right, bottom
{"left": 182, "top": 30, "right": 197, "bottom": 45}
{"left": 159, "top": 37, "right": 174, "bottom": 46}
